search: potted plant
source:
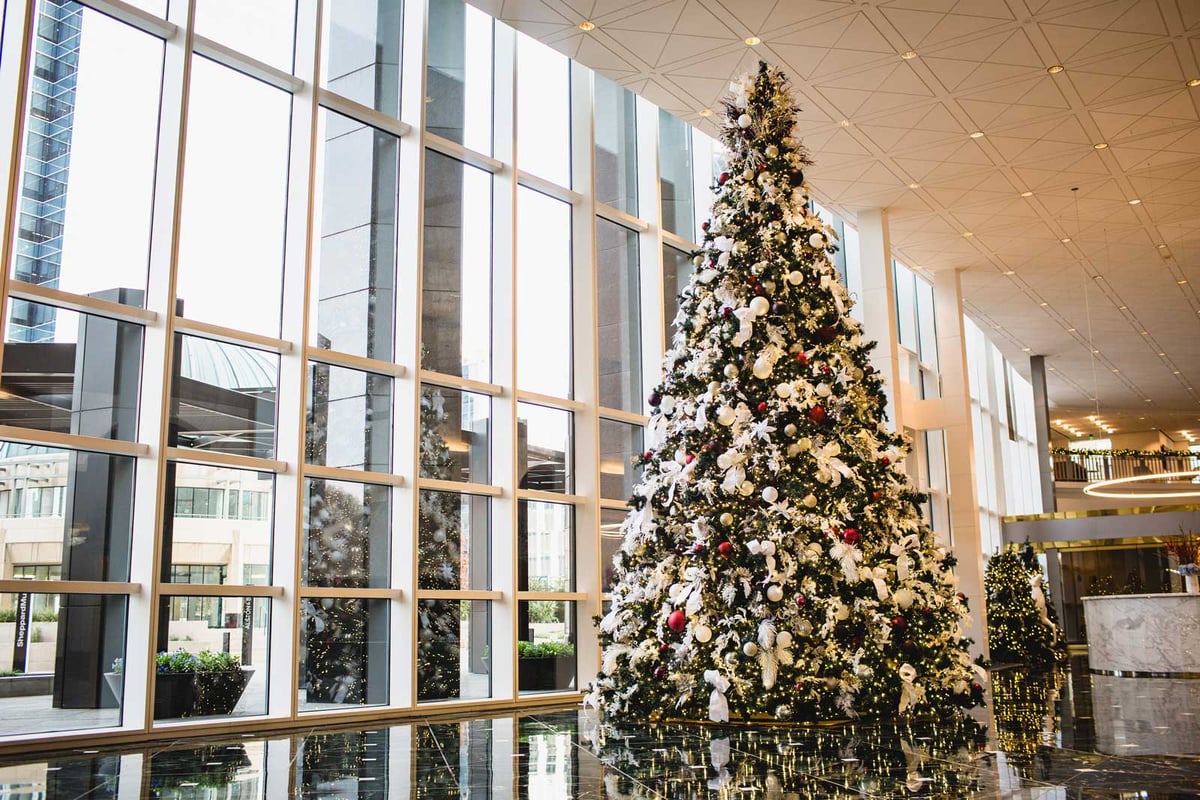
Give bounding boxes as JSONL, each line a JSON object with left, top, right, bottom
{"left": 517, "top": 640, "right": 576, "bottom": 692}
{"left": 1165, "top": 531, "right": 1200, "bottom": 594}
{"left": 146, "top": 649, "right": 255, "bottom": 719}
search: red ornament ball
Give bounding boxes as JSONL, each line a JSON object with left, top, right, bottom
{"left": 685, "top": 453, "right": 696, "bottom": 464}
{"left": 717, "top": 541, "right": 734, "bottom": 557}
{"left": 718, "top": 171, "right": 730, "bottom": 185}
{"left": 757, "top": 402, "right": 769, "bottom": 413}
{"left": 648, "top": 391, "right": 662, "bottom": 407}
{"left": 842, "top": 528, "right": 861, "bottom": 546}
{"left": 668, "top": 610, "right": 687, "bottom": 632}
{"left": 643, "top": 450, "right": 653, "bottom": 460}
{"left": 891, "top": 616, "right": 906, "bottom": 628}
{"left": 654, "top": 666, "right": 668, "bottom": 679}
{"left": 722, "top": 306, "right": 733, "bottom": 318}
{"left": 701, "top": 221, "right": 709, "bottom": 231}
{"left": 795, "top": 352, "right": 808, "bottom": 365}
{"left": 795, "top": 595, "right": 807, "bottom": 606}
{"left": 817, "top": 325, "right": 838, "bottom": 343}
{"left": 808, "top": 406, "right": 827, "bottom": 423}
{"left": 880, "top": 456, "right": 891, "bottom": 466}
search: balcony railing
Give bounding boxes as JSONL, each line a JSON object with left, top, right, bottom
{"left": 1052, "top": 449, "right": 1200, "bottom": 482}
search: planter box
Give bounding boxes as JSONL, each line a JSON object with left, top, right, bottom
{"left": 518, "top": 655, "right": 575, "bottom": 692}
{"left": 149, "top": 667, "right": 255, "bottom": 719}
{"left": 0, "top": 673, "right": 52, "bottom": 698}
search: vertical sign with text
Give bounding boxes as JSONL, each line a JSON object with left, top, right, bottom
{"left": 11, "top": 591, "right": 31, "bottom": 672}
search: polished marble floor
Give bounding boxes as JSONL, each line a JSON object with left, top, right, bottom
{"left": 1, "top": 658, "right": 1198, "bottom": 798}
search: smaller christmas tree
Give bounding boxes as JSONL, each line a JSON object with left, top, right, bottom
{"left": 984, "top": 544, "right": 1066, "bottom": 669}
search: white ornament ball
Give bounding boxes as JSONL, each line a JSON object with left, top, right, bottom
{"left": 692, "top": 254, "right": 703, "bottom": 266}
{"left": 775, "top": 383, "right": 792, "bottom": 399}
{"left": 753, "top": 356, "right": 773, "bottom": 380}
{"left": 738, "top": 480, "right": 755, "bottom": 496}
{"left": 776, "top": 630, "right": 793, "bottom": 648}
{"left": 797, "top": 437, "right": 813, "bottom": 452}
{"left": 694, "top": 624, "right": 713, "bottom": 643}
{"left": 660, "top": 395, "right": 676, "bottom": 414}
{"left": 809, "top": 232, "right": 825, "bottom": 248}
{"left": 786, "top": 444, "right": 801, "bottom": 458}
{"left": 719, "top": 512, "right": 734, "bottom": 526}
{"left": 802, "top": 493, "right": 818, "bottom": 508}
{"left": 762, "top": 486, "right": 779, "bottom": 503}
{"left": 717, "top": 406, "right": 736, "bottom": 426}
{"left": 749, "top": 295, "right": 770, "bottom": 316}
{"left": 815, "top": 382, "right": 832, "bottom": 398}
{"left": 766, "top": 585, "right": 784, "bottom": 603}
{"left": 737, "top": 113, "right": 752, "bottom": 129}
{"left": 787, "top": 270, "right": 804, "bottom": 285}
{"left": 893, "top": 588, "right": 915, "bottom": 610}
{"left": 760, "top": 541, "right": 776, "bottom": 557}
{"left": 834, "top": 603, "right": 850, "bottom": 621}
{"left": 724, "top": 364, "right": 739, "bottom": 380}
{"left": 742, "top": 641, "right": 759, "bottom": 657}
{"left": 716, "top": 452, "right": 733, "bottom": 470}
{"left": 815, "top": 468, "right": 832, "bottom": 484}
{"left": 433, "top": 528, "right": 447, "bottom": 543}
{"left": 796, "top": 619, "right": 813, "bottom": 637}
{"left": 765, "top": 144, "right": 778, "bottom": 158}
{"left": 784, "top": 423, "right": 797, "bottom": 437}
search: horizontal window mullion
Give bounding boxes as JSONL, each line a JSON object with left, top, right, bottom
{"left": 516, "top": 170, "right": 582, "bottom": 204}
{"left": 595, "top": 202, "right": 649, "bottom": 232}
{"left": 78, "top": 0, "right": 176, "bottom": 39}
{"left": 515, "top": 591, "right": 586, "bottom": 602}
{"left": 598, "top": 407, "right": 648, "bottom": 426}
{"left": 6, "top": 280, "right": 158, "bottom": 324}
{"left": 0, "top": 425, "right": 149, "bottom": 457}
{"left": 515, "top": 488, "right": 585, "bottom": 506}
{"left": 415, "top": 589, "right": 502, "bottom": 601}
{"left": 305, "top": 347, "right": 406, "bottom": 377}
{"left": 317, "top": 91, "right": 412, "bottom": 138}
{"left": 416, "top": 477, "right": 502, "bottom": 498}
{"left": 173, "top": 317, "right": 292, "bottom": 354}
{"left": 661, "top": 229, "right": 699, "bottom": 251}
{"left": 0, "top": 579, "right": 140, "bottom": 595}
{"left": 423, "top": 131, "right": 503, "bottom": 173}
{"left": 515, "top": 390, "right": 583, "bottom": 411}
{"left": 192, "top": 34, "right": 303, "bottom": 93}
{"left": 157, "top": 584, "right": 282, "bottom": 598}
{"left": 165, "top": 446, "right": 288, "bottom": 474}
{"left": 419, "top": 369, "right": 503, "bottom": 397}
{"left": 297, "top": 587, "right": 401, "bottom": 600}
{"left": 303, "top": 463, "right": 404, "bottom": 487}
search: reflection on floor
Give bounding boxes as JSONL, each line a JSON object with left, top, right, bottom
{"left": 1, "top": 658, "right": 1198, "bottom": 798}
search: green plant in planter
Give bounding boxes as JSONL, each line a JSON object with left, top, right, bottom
{"left": 518, "top": 641, "right": 575, "bottom": 659}
{"left": 517, "top": 641, "right": 576, "bottom": 692}
{"left": 152, "top": 649, "right": 250, "bottom": 718}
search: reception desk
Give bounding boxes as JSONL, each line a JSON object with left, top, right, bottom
{"left": 1082, "top": 593, "right": 1200, "bottom": 676}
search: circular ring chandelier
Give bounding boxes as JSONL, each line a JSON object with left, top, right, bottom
{"left": 1083, "top": 469, "right": 1200, "bottom": 500}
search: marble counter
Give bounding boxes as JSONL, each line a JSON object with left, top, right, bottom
{"left": 1091, "top": 672, "right": 1200, "bottom": 756}
{"left": 1082, "top": 593, "right": 1200, "bottom": 675}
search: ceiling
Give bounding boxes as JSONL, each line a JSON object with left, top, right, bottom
{"left": 470, "top": 0, "right": 1200, "bottom": 442}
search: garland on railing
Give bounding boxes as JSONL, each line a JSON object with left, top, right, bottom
{"left": 1050, "top": 447, "right": 1195, "bottom": 458}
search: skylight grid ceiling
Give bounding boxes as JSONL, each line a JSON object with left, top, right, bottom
{"left": 479, "top": 0, "right": 1200, "bottom": 433}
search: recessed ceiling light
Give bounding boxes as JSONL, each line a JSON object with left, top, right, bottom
{"left": 1061, "top": 237, "right": 1071, "bottom": 243}
{"left": 1049, "top": 366, "right": 1056, "bottom": 371}
{"left": 1157, "top": 243, "right": 1168, "bottom": 248}
{"left": 839, "top": 119, "right": 851, "bottom": 126}
{"left": 1004, "top": 270, "right": 1016, "bottom": 275}
{"left": 1020, "top": 191, "right": 1033, "bottom": 197}
{"left": 1188, "top": 79, "right": 1200, "bottom": 87}
{"left": 1145, "top": 398, "right": 1152, "bottom": 402}
{"left": 1039, "top": 301, "right": 1048, "bottom": 306}
{"left": 1174, "top": 371, "right": 1181, "bottom": 374}
{"left": 1093, "top": 349, "right": 1100, "bottom": 354}
{"left": 901, "top": 51, "right": 918, "bottom": 59}
{"left": 1093, "top": 142, "right": 1109, "bottom": 150}
{"left": 1129, "top": 198, "right": 1141, "bottom": 204}
{"left": 1118, "top": 305, "right": 1127, "bottom": 310}
{"left": 1178, "top": 279, "right": 1189, "bottom": 285}
{"left": 1111, "top": 368, "right": 1120, "bottom": 373}
{"left": 1158, "top": 352, "right": 1166, "bottom": 356}
{"left": 962, "top": 231, "right": 974, "bottom": 237}
{"left": 579, "top": 20, "right": 596, "bottom": 30}
{"left": 1022, "top": 347, "right": 1031, "bottom": 352}
{"left": 745, "top": 36, "right": 761, "bottom": 45}
{"left": 1047, "top": 65, "right": 1065, "bottom": 74}
{"left": 1141, "top": 330, "right": 1149, "bottom": 335}
{"left": 969, "top": 131, "right": 985, "bottom": 138}
{"left": 908, "top": 182, "right": 920, "bottom": 189}
{"left": 1067, "top": 327, "right": 1076, "bottom": 332}
{"left": 698, "top": 108, "right": 713, "bottom": 117}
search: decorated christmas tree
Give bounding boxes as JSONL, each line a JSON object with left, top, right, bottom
{"left": 984, "top": 544, "right": 1066, "bottom": 669}
{"left": 587, "top": 63, "right": 983, "bottom": 723}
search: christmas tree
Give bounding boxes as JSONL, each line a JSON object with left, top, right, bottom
{"left": 587, "top": 63, "right": 983, "bottom": 723}
{"left": 984, "top": 544, "right": 1066, "bottom": 669}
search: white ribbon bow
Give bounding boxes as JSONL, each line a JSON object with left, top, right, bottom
{"left": 829, "top": 540, "right": 863, "bottom": 583}
{"left": 732, "top": 306, "right": 757, "bottom": 348}
{"left": 889, "top": 534, "right": 920, "bottom": 580}
{"left": 814, "top": 441, "right": 854, "bottom": 487}
{"left": 705, "top": 670, "right": 731, "bottom": 722}
{"left": 898, "top": 662, "right": 924, "bottom": 713}
{"left": 660, "top": 456, "right": 698, "bottom": 506}
{"left": 859, "top": 565, "right": 890, "bottom": 601}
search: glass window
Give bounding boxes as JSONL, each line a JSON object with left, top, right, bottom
{"left": 306, "top": 362, "right": 392, "bottom": 473}
{"left": 170, "top": 335, "right": 280, "bottom": 460}
{"left": 303, "top": 478, "right": 390, "bottom": 589}
{"left": 163, "top": 463, "right": 274, "bottom": 586}
{"left": 0, "top": 592, "right": 126, "bottom": 736}
{"left": 894, "top": 261, "right": 918, "bottom": 352}
{"left": 8, "top": 1, "right": 162, "bottom": 310}
{"left": 194, "top": 0, "right": 297, "bottom": 73}
{"left": 516, "top": 33, "right": 570, "bottom": 187}
{"left": 0, "top": 300, "right": 142, "bottom": 441}
{"left": 417, "top": 599, "right": 491, "bottom": 702}
{"left": 176, "top": 58, "right": 291, "bottom": 338}
{"left": 916, "top": 278, "right": 939, "bottom": 370}
{"left": 518, "top": 403, "right": 572, "bottom": 493}
{"left": 421, "top": 151, "right": 492, "bottom": 381}
{"left": 518, "top": 600, "right": 576, "bottom": 694}
{"left": 518, "top": 500, "right": 572, "bottom": 591}
{"left": 320, "top": 0, "right": 402, "bottom": 116}
{"left": 659, "top": 110, "right": 694, "bottom": 239}
{"left": 300, "top": 597, "right": 389, "bottom": 710}
{"left": 600, "top": 507, "right": 624, "bottom": 594}
{"left": 155, "top": 596, "right": 269, "bottom": 721}
{"left": 516, "top": 187, "right": 572, "bottom": 398}
{"left": 419, "top": 384, "right": 490, "bottom": 484}
{"left": 0, "top": 441, "right": 134, "bottom": 581}
{"left": 691, "top": 129, "right": 723, "bottom": 238}
{"left": 662, "top": 244, "right": 693, "bottom": 351}
{"left": 599, "top": 419, "right": 642, "bottom": 502}
{"left": 418, "top": 490, "right": 489, "bottom": 591}
{"left": 310, "top": 109, "right": 399, "bottom": 361}
{"left": 593, "top": 75, "right": 637, "bottom": 214}
{"left": 426, "top": 0, "right": 492, "bottom": 154}
{"left": 596, "top": 220, "right": 641, "bottom": 411}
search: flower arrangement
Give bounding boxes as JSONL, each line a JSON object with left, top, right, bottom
{"left": 1164, "top": 530, "right": 1199, "bottom": 567}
